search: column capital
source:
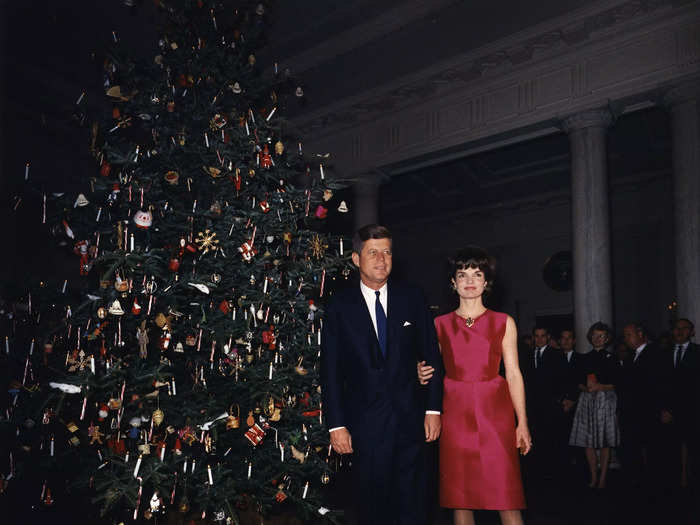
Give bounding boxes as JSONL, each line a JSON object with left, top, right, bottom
{"left": 562, "top": 108, "right": 613, "bottom": 133}
{"left": 663, "top": 78, "right": 700, "bottom": 108}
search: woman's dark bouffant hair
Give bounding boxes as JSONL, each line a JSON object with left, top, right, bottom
{"left": 586, "top": 321, "right": 612, "bottom": 345}
{"left": 448, "top": 246, "right": 496, "bottom": 295}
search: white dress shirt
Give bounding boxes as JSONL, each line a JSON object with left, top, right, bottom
{"left": 534, "top": 346, "right": 547, "bottom": 368}
{"left": 633, "top": 342, "right": 648, "bottom": 362}
{"left": 674, "top": 341, "right": 689, "bottom": 366}
{"left": 359, "top": 280, "right": 388, "bottom": 337}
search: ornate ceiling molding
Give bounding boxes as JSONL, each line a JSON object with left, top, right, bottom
{"left": 294, "top": 0, "right": 677, "bottom": 137}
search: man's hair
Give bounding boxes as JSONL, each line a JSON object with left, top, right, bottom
{"left": 626, "top": 322, "right": 649, "bottom": 339}
{"left": 559, "top": 328, "right": 575, "bottom": 339}
{"left": 676, "top": 318, "right": 695, "bottom": 331}
{"left": 352, "top": 224, "right": 392, "bottom": 254}
{"left": 448, "top": 246, "right": 496, "bottom": 295}
{"left": 587, "top": 321, "right": 612, "bottom": 344}
{"left": 532, "top": 325, "right": 549, "bottom": 335}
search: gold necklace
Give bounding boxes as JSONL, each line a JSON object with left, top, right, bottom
{"left": 456, "top": 309, "right": 486, "bottom": 328}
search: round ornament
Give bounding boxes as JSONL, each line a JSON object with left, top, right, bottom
{"left": 152, "top": 408, "right": 164, "bottom": 426}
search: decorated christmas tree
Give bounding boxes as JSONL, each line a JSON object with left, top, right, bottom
{"left": 2, "top": 1, "right": 350, "bottom": 522}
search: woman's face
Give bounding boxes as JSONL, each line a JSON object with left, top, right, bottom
{"left": 590, "top": 329, "right": 609, "bottom": 350}
{"left": 452, "top": 266, "right": 487, "bottom": 300}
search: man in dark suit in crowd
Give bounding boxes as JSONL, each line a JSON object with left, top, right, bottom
{"left": 555, "top": 329, "right": 581, "bottom": 476}
{"left": 620, "top": 323, "right": 673, "bottom": 485}
{"left": 666, "top": 318, "right": 699, "bottom": 488}
{"left": 321, "top": 224, "right": 443, "bottom": 524}
{"left": 521, "top": 326, "right": 562, "bottom": 478}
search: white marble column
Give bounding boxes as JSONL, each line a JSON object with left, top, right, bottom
{"left": 665, "top": 80, "right": 700, "bottom": 328}
{"left": 353, "top": 173, "right": 380, "bottom": 230}
{"left": 563, "top": 109, "right": 614, "bottom": 342}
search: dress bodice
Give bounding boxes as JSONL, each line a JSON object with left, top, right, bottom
{"left": 434, "top": 310, "right": 507, "bottom": 382}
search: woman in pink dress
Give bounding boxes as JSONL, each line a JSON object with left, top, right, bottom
{"left": 419, "top": 247, "right": 531, "bottom": 525}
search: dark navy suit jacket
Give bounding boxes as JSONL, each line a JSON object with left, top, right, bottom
{"left": 321, "top": 279, "right": 443, "bottom": 440}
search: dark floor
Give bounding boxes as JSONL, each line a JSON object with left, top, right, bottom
{"left": 2, "top": 448, "right": 698, "bottom": 524}
{"left": 325, "top": 446, "right": 700, "bottom": 525}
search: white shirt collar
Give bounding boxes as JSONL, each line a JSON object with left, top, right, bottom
{"left": 633, "top": 342, "right": 647, "bottom": 360}
{"left": 359, "top": 280, "right": 387, "bottom": 300}
{"left": 359, "top": 280, "right": 388, "bottom": 334}
{"left": 675, "top": 341, "right": 689, "bottom": 351}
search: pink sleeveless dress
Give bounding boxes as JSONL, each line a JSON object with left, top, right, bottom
{"left": 434, "top": 310, "right": 526, "bottom": 510}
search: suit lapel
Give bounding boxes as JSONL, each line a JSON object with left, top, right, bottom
{"left": 386, "top": 282, "right": 400, "bottom": 362}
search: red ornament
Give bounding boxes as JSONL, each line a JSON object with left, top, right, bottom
{"left": 159, "top": 331, "right": 171, "bottom": 350}
{"left": 74, "top": 240, "right": 90, "bottom": 275}
{"left": 260, "top": 144, "right": 272, "bottom": 168}
{"left": 131, "top": 298, "right": 141, "bottom": 315}
{"left": 42, "top": 488, "right": 54, "bottom": 506}
{"left": 244, "top": 423, "right": 266, "bottom": 446}
{"left": 168, "top": 258, "right": 180, "bottom": 272}
{"left": 218, "top": 300, "right": 231, "bottom": 314}
{"left": 238, "top": 239, "right": 258, "bottom": 261}
{"left": 262, "top": 326, "right": 276, "bottom": 350}
{"left": 107, "top": 435, "right": 126, "bottom": 455}
{"left": 314, "top": 205, "right": 328, "bottom": 219}
{"left": 259, "top": 200, "right": 270, "bottom": 213}
{"left": 100, "top": 162, "right": 111, "bottom": 177}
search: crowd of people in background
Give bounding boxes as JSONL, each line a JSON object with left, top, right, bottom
{"left": 518, "top": 318, "right": 699, "bottom": 496}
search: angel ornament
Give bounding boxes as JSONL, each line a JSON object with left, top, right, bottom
{"left": 137, "top": 320, "right": 149, "bottom": 359}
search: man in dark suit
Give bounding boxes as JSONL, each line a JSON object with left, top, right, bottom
{"left": 666, "top": 318, "right": 699, "bottom": 488}
{"left": 321, "top": 224, "right": 443, "bottom": 524}
{"left": 520, "top": 326, "right": 562, "bottom": 478}
{"left": 620, "top": 323, "right": 673, "bottom": 485}
{"left": 554, "top": 329, "right": 580, "bottom": 476}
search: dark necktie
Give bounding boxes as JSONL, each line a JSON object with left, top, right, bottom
{"left": 375, "top": 290, "right": 387, "bottom": 357}
{"left": 535, "top": 348, "right": 543, "bottom": 368}
{"left": 675, "top": 345, "right": 682, "bottom": 368}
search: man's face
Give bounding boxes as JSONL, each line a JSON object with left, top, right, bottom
{"left": 533, "top": 329, "right": 549, "bottom": 348}
{"left": 672, "top": 320, "right": 694, "bottom": 345}
{"left": 623, "top": 325, "right": 645, "bottom": 349}
{"left": 351, "top": 238, "right": 392, "bottom": 289}
{"left": 560, "top": 331, "right": 575, "bottom": 352}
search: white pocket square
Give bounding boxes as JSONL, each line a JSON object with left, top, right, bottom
{"left": 403, "top": 321, "right": 412, "bottom": 327}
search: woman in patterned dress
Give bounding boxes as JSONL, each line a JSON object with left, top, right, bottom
{"left": 568, "top": 321, "right": 620, "bottom": 488}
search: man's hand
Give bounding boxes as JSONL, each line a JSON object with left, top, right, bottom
{"left": 417, "top": 361, "right": 435, "bottom": 385}
{"left": 329, "top": 427, "right": 353, "bottom": 454}
{"left": 562, "top": 399, "right": 575, "bottom": 413}
{"left": 424, "top": 413, "right": 441, "bottom": 442}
